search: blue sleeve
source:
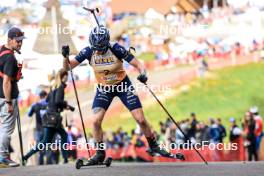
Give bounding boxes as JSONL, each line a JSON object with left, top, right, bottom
{"left": 75, "top": 47, "right": 93, "bottom": 63}
{"left": 28, "top": 104, "right": 36, "bottom": 117}
{"left": 111, "top": 43, "right": 134, "bottom": 63}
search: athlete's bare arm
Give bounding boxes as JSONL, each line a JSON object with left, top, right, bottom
{"left": 63, "top": 57, "right": 80, "bottom": 71}
{"left": 128, "top": 58, "right": 146, "bottom": 75}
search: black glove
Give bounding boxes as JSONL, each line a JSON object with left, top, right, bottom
{"left": 137, "top": 73, "right": 148, "bottom": 84}
{"left": 62, "top": 45, "right": 70, "bottom": 58}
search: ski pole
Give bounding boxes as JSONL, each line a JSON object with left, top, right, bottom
{"left": 83, "top": 7, "right": 100, "bottom": 27}
{"left": 16, "top": 106, "right": 25, "bottom": 166}
{"left": 65, "top": 57, "right": 91, "bottom": 159}
{"left": 144, "top": 83, "right": 208, "bottom": 165}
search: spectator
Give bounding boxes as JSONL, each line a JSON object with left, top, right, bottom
{"left": 188, "top": 112, "right": 198, "bottom": 139}
{"left": 165, "top": 118, "right": 172, "bottom": 128}
{"left": 229, "top": 117, "right": 242, "bottom": 143}
{"left": 159, "top": 122, "right": 167, "bottom": 145}
{"left": 199, "top": 122, "right": 211, "bottom": 145}
{"left": 131, "top": 129, "right": 145, "bottom": 148}
{"left": 245, "top": 112, "right": 258, "bottom": 161}
{"left": 165, "top": 123, "right": 176, "bottom": 149}
{"left": 175, "top": 121, "right": 185, "bottom": 146}
{"left": 122, "top": 132, "right": 131, "bottom": 147}
{"left": 159, "top": 121, "right": 167, "bottom": 132}
{"left": 66, "top": 123, "right": 81, "bottom": 160}
{"left": 195, "top": 122, "right": 203, "bottom": 144}
{"left": 0, "top": 27, "right": 26, "bottom": 167}
{"left": 209, "top": 118, "right": 220, "bottom": 143}
{"left": 216, "top": 118, "right": 226, "bottom": 143}
{"left": 182, "top": 119, "right": 191, "bottom": 142}
{"left": 242, "top": 112, "right": 251, "bottom": 131}
{"left": 249, "top": 106, "right": 263, "bottom": 151}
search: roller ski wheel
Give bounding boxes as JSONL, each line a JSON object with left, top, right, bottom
{"left": 75, "top": 157, "right": 112, "bottom": 169}
{"left": 75, "top": 159, "right": 84, "bottom": 169}
{"left": 105, "top": 157, "right": 112, "bottom": 167}
{"left": 146, "top": 148, "right": 185, "bottom": 161}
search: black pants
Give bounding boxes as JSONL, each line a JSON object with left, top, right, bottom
{"left": 25, "top": 127, "right": 68, "bottom": 163}
{"left": 248, "top": 140, "right": 258, "bottom": 161}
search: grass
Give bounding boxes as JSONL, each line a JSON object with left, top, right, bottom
{"left": 138, "top": 52, "right": 156, "bottom": 62}
{"left": 102, "top": 62, "right": 264, "bottom": 133}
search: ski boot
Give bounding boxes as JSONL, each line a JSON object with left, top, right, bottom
{"left": 146, "top": 137, "right": 185, "bottom": 160}
{"left": 75, "top": 150, "right": 112, "bottom": 169}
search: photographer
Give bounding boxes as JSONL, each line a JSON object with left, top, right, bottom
{"left": 23, "top": 69, "right": 74, "bottom": 164}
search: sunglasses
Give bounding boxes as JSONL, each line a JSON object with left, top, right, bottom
{"left": 15, "top": 40, "right": 23, "bottom": 44}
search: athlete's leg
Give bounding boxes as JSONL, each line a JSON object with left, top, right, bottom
{"left": 91, "top": 108, "right": 106, "bottom": 143}
{"left": 118, "top": 77, "right": 184, "bottom": 160}
{"left": 130, "top": 108, "right": 153, "bottom": 138}
{"left": 116, "top": 77, "right": 154, "bottom": 140}
{"left": 89, "top": 87, "right": 114, "bottom": 163}
{"left": 130, "top": 108, "right": 184, "bottom": 159}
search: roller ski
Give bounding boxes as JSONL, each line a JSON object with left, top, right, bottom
{"left": 146, "top": 147, "right": 185, "bottom": 160}
{"left": 146, "top": 137, "right": 185, "bottom": 160}
{"left": 75, "top": 150, "right": 112, "bottom": 169}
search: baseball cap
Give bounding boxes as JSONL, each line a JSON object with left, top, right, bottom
{"left": 229, "top": 117, "right": 235, "bottom": 123}
{"left": 249, "top": 106, "right": 258, "bottom": 114}
{"left": 8, "top": 27, "right": 26, "bottom": 41}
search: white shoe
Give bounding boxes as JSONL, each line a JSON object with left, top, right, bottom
{"left": 0, "top": 157, "right": 20, "bottom": 167}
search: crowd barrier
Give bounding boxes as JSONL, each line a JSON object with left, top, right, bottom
{"left": 76, "top": 137, "right": 246, "bottom": 162}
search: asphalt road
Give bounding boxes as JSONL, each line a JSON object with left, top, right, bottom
{"left": 0, "top": 161, "right": 263, "bottom": 176}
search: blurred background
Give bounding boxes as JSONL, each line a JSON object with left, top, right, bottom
{"left": 1, "top": 0, "right": 264, "bottom": 165}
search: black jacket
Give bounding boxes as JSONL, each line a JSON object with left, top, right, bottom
{"left": 47, "top": 83, "right": 67, "bottom": 113}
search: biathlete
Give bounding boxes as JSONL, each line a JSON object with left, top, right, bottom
{"left": 62, "top": 25, "right": 185, "bottom": 164}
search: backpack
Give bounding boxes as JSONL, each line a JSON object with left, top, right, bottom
{"left": 41, "top": 89, "right": 62, "bottom": 128}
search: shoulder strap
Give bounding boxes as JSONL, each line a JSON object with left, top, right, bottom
{"left": 0, "top": 45, "right": 14, "bottom": 58}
